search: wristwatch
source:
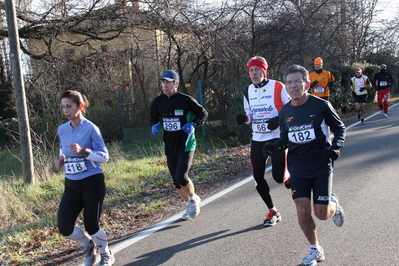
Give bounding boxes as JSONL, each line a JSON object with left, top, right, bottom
{"left": 82, "top": 148, "right": 91, "bottom": 158}
{"left": 333, "top": 140, "right": 343, "bottom": 149}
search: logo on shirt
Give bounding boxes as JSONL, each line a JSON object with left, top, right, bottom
{"left": 261, "top": 95, "right": 272, "bottom": 99}
{"left": 317, "top": 196, "right": 329, "bottom": 201}
{"left": 286, "top": 117, "right": 293, "bottom": 122}
{"left": 252, "top": 105, "right": 273, "bottom": 113}
{"left": 174, "top": 110, "right": 183, "bottom": 116}
{"left": 262, "top": 88, "right": 267, "bottom": 93}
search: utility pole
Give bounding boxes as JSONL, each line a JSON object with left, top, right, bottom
{"left": 5, "top": 0, "right": 35, "bottom": 184}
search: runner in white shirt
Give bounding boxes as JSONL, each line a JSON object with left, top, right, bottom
{"left": 236, "top": 56, "right": 290, "bottom": 227}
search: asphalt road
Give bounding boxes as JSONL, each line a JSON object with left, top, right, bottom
{"left": 82, "top": 103, "right": 399, "bottom": 266}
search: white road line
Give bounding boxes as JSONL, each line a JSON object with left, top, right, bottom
{"left": 108, "top": 165, "right": 271, "bottom": 255}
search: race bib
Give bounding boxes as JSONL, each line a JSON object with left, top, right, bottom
{"left": 252, "top": 119, "right": 271, "bottom": 133}
{"left": 163, "top": 118, "right": 181, "bottom": 131}
{"left": 64, "top": 157, "right": 87, "bottom": 174}
{"left": 379, "top": 81, "right": 388, "bottom": 86}
{"left": 314, "top": 86, "right": 325, "bottom": 93}
{"left": 288, "top": 124, "right": 316, "bottom": 144}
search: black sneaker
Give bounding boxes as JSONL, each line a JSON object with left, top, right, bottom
{"left": 361, "top": 118, "right": 364, "bottom": 123}
{"left": 84, "top": 240, "right": 97, "bottom": 266}
{"left": 264, "top": 209, "right": 281, "bottom": 226}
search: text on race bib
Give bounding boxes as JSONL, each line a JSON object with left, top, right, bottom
{"left": 379, "top": 81, "right": 388, "bottom": 86}
{"left": 64, "top": 157, "right": 87, "bottom": 174}
{"left": 252, "top": 119, "right": 271, "bottom": 133}
{"left": 288, "top": 124, "right": 316, "bottom": 144}
{"left": 314, "top": 86, "right": 325, "bottom": 93}
{"left": 163, "top": 118, "right": 181, "bottom": 131}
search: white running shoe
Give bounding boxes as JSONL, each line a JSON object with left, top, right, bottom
{"left": 331, "top": 193, "right": 345, "bottom": 227}
{"left": 181, "top": 203, "right": 190, "bottom": 220}
{"left": 301, "top": 247, "right": 325, "bottom": 266}
{"left": 379, "top": 110, "right": 384, "bottom": 116}
{"left": 188, "top": 196, "right": 201, "bottom": 218}
{"left": 384, "top": 113, "right": 389, "bottom": 118}
{"left": 100, "top": 250, "right": 115, "bottom": 266}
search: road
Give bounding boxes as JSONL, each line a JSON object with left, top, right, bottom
{"left": 83, "top": 103, "right": 399, "bottom": 266}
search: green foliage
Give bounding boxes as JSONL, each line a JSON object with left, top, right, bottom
{"left": 88, "top": 104, "right": 123, "bottom": 141}
{"left": 0, "top": 119, "right": 19, "bottom": 148}
{"left": 205, "top": 79, "right": 251, "bottom": 146}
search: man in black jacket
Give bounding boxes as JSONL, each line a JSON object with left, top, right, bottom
{"left": 373, "top": 64, "right": 394, "bottom": 118}
{"left": 264, "top": 65, "right": 346, "bottom": 266}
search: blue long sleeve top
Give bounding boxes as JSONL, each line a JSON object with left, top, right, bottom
{"left": 58, "top": 118, "right": 109, "bottom": 180}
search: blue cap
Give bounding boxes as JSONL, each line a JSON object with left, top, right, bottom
{"left": 380, "top": 64, "right": 387, "bottom": 69}
{"left": 160, "top": 70, "right": 179, "bottom": 82}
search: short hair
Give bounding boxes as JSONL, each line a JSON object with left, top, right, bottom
{"left": 283, "top": 65, "right": 310, "bottom": 83}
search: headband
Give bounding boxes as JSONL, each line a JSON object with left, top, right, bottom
{"left": 248, "top": 59, "right": 268, "bottom": 78}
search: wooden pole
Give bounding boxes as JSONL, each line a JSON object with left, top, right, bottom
{"left": 5, "top": 0, "right": 35, "bottom": 184}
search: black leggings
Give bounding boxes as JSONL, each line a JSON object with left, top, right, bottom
{"left": 251, "top": 139, "right": 287, "bottom": 209}
{"left": 167, "top": 151, "right": 194, "bottom": 189}
{"left": 57, "top": 173, "right": 106, "bottom": 236}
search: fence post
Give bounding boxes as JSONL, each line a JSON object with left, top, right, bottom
{"left": 118, "top": 87, "right": 126, "bottom": 142}
{"left": 197, "top": 79, "right": 207, "bottom": 138}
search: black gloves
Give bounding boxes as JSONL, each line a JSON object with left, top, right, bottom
{"left": 359, "top": 87, "right": 366, "bottom": 92}
{"left": 263, "top": 143, "right": 277, "bottom": 158}
{"left": 236, "top": 114, "right": 248, "bottom": 125}
{"left": 267, "top": 116, "right": 279, "bottom": 130}
{"left": 328, "top": 147, "right": 340, "bottom": 161}
{"left": 328, "top": 141, "right": 343, "bottom": 161}
{"left": 310, "top": 80, "right": 318, "bottom": 88}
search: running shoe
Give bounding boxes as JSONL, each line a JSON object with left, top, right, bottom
{"left": 301, "top": 246, "right": 325, "bottom": 266}
{"left": 181, "top": 203, "right": 190, "bottom": 220}
{"left": 84, "top": 240, "right": 97, "bottom": 266}
{"left": 379, "top": 110, "right": 384, "bottom": 116}
{"left": 188, "top": 196, "right": 201, "bottom": 218}
{"left": 331, "top": 193, "right": 345, "bottom": 227}
{"left": 361, "top": 118, "right": 364, "bottom": 123}
{"left": 284, "top": 177, "right": 291, "bottom": 189}
{"left": 384, "top": 113, "right": 389, "bottom": 118}
{"left": 263, "top": 209, "right": 281, "bottom": 226}
{"left": 100, "top": 250, "right": 115, "bottom": 266}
